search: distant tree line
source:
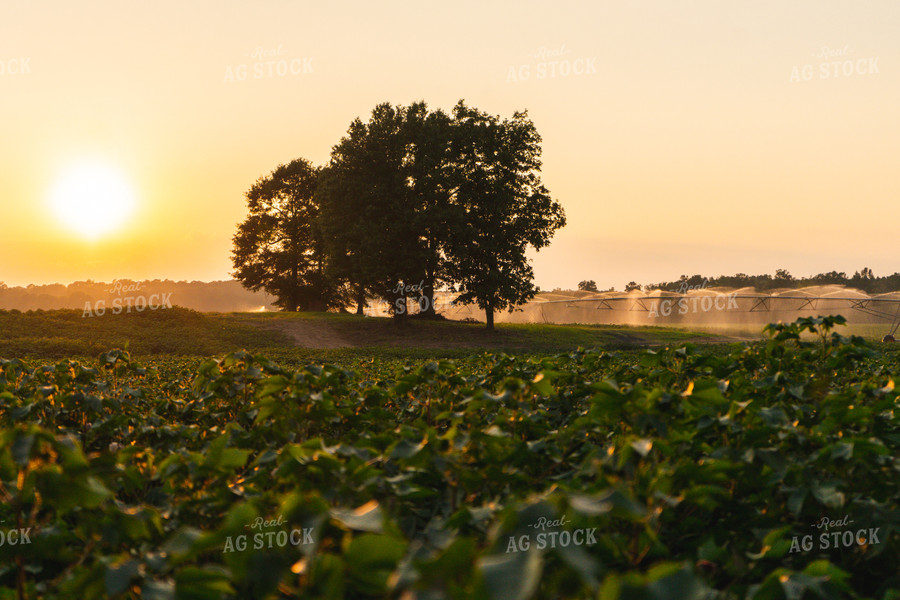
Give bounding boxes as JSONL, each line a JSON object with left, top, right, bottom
{"left": 624, "top": 267, "right": 900, "bottom": 294}
{"left": 0, "top": 280, "right": 276, "bottom": 312}
{"left": 232, "top": 100, "right": 566, "bottom": 329}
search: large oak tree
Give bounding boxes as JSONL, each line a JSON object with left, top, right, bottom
{"left": 231, "top": 158, "right": 341, "bottom": 311}
{"left": 316, "top": 102, "right": 454, "bottom": 319}
{"left": 444, "top": 101, "right": 566, "bottom": 329}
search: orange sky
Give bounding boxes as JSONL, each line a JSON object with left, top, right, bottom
{"left": 2, "top": 1, "right": 899, "bottom": 290}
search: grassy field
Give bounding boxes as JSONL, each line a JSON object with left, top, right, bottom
{"left": 0, "top": 307, "right": 746, "bottom": 362}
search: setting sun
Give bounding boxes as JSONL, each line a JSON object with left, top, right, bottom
{"left": 48, "top": 161, "right": 137, "bottom": 240}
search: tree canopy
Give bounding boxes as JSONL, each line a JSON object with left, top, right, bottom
{"left": 231, "top": 158, "right": 343, "bottom": 311}
{"left": 442, "top": 102, "right": 565, "bottom": 329}
{"left": 232, "top": 100, "right": 566, "bottom": 329}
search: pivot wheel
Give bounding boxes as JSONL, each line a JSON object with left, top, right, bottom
{"left": 882, "top": 334, "right": 895, "bottom": 343}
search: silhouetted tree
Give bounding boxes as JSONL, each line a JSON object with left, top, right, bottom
{"left": 317, "top": 102, "right": 454, "bottom": 320}
{"left": 443, "top": 101, "right": 566, "bottom": 330}
{"left": 232, "top": 158, "right": 341, "bottom": 311}
{"left": 774, "top": 268, "right": 794, "bottom": 282}
{"left": 578, "top": 280, "right": 598, "bottom": 291}
{"left": 853, "top": 267, "right": 874, "bottom": 281}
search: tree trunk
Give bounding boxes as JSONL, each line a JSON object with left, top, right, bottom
{"left": 355, "top": 286, "right": 366, "bottom": 315}
{"left": 291, "top": 265, "right": 299, "bottom": 311}
{"left": 420, "top": 277, "right": 436, "bottom": 318}
{"left": 485, "top": 306, "right": 494, "bottom": 330}
{"left": 393, "top": 292, "right": 407, "bottom": 326}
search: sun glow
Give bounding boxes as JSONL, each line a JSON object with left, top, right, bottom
{"left": 49, "top": 161, "right": 138, "bottom": 240}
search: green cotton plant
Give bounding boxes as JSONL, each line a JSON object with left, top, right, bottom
{"left": 0, "top": 317, "right": 898, "bottom": 598}
{"left": 761, "top": 315, "right": 875, "bottom": 370}
{"left": 0, "top": 426, "right": 117, "bottom": 599}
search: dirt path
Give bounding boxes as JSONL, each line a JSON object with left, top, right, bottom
{"left": 264, "top": 319, "right": 354, "bottom": 349}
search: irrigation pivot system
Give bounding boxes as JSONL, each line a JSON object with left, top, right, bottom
{"left": 534, "top": 290, "right": 900, "bottom": 341}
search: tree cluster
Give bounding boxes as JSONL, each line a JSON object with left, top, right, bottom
{"left": 232, "top": 100, "right": 566, "bottom": 329}
{"left": 636, "top": 267, "right": 899, "bottom": 294}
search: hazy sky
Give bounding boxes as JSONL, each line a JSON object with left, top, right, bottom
{"left": 2, "top": 1, "right": 899, "bottom": 290}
